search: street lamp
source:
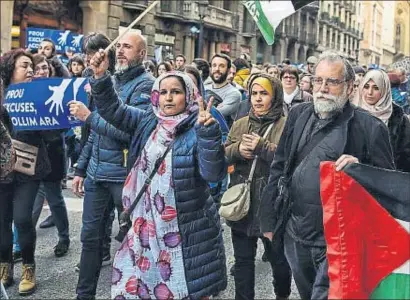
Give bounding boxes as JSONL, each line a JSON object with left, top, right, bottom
{"left": 198, "top": 0, "right": 209, "bottom": 58}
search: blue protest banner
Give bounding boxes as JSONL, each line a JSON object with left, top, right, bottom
{"left": 4, "top": 78, "right": 88, "bottom": 131}
{"left": 26, "top": 27, "right": 84, "bottom": 54}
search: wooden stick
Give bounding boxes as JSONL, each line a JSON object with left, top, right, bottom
{"left": 104, "top": 0, "right": 159, "bottom": 52}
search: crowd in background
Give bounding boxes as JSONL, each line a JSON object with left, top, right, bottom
{"left": 0, "top": 30, "right": 409, "bottom": 300}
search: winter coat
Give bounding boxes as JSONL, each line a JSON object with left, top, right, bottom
{"left": 234, "top": 68, "right": 251, "bottom": 89}
{"left": 1, "top": 107, "right": 51, "bottom": 183}
{"left": 75, "top": 65, "right": 155, "bottom": 182}
{"left": 225, "top": 110, "right": 286, "bottom": 236}
{"left": 0, "top": 109, "right": 15, "bottom": 180}
{"left": 260, "top": 102, "right": 395, "bottom": 246}
{"left": 42, "top": 131, "right": 66, "bottom": 181}
{"left": 90, "top": 74, "right": 228, "bottom": 298}
{"left": 388, "top": 103, "right": 410, "bottom": 172}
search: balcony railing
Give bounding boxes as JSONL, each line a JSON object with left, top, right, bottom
{"left": 123, "top": 0, "right": 148, "bottom": 10}
{"left": 182, "top": 3, "right": 233, "bottom": 29}
{"left": 206, "top": 5, "right": 233, "bottom": 29}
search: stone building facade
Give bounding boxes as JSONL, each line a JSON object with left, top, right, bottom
{"left": 359, "top": 1, "right": 384, "bottom": 66}
{"left": 317, "top": 0, "right": 363, "bottom": 64}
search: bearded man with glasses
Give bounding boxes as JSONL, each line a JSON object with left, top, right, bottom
{"left": 260, "top": 51, "right": 395, "bottom": 300}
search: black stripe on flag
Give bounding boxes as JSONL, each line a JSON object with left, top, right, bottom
{"left": 291, "top": 0, "right": 316, "bottom": 11}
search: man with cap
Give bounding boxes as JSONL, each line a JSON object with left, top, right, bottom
{"left": 306, "top": 56, "right": 317, "bottom": 75}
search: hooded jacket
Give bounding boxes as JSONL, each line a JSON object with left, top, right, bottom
{"left": 75, "top": 65, "right": 155, "bottom": 182}
{"left": 234, "top": 68, "right": 251, "bottom": 89}
{"left": 225, "top": 74, "right": 286, "bottom": 236}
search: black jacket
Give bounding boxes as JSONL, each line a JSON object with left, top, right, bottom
{"left": 0, "top": 108, "right": 51, "bottom": 183}
{"left": 388, "top": 104, "right": 410, "bottom": 172}
{"left": 260, "top": 102, "right": 395, "bottom": 246}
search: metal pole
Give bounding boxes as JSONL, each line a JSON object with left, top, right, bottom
{"left": 198, "top": 17, "right": 204, "bottom": 58}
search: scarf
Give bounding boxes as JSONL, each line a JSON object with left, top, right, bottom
{"left": 355, "top": 70, "right": 393, "bottom": 125}
{"left": 251, "top": 77, "right": 273, "bottom": 96}
{"left": 284, "top": 86, "right": 300, "bottom": 105}
{"left": 150, "top": 71, "right": 200, "bottom": 144}
{"left": 247, "top": 73, "right": 284, "bottom": 123}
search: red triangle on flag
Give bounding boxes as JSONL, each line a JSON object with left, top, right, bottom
{"left": 320, "top": 161, "right": 410, "bottom": 299}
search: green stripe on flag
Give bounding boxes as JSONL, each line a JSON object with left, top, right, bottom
{"left": 371, "top": 273, "right": 410, "bottom": 299}
{"left": 242, "top": 0, "right": 275, "bottom": 45}
{"left": 371, "top": 220, "right": 410, "bottom": 299}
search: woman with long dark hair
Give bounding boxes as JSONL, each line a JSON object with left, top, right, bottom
{"left": 0, "top": 49, "right": 51, "bottom": 296}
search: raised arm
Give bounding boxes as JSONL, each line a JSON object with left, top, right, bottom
{"left": 196, "top": 97, "right": 226, "bottom": 182}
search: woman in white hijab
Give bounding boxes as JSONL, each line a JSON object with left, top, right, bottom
{"left": 355, "top": 69, "right": 410, "bottom": 172}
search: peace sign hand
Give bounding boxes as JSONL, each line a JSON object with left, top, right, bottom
{"left": 197, "top": 97, "right": 216, "bottom": 127}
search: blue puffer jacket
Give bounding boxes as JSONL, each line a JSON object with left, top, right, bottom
{"left": 89, "top": 74, "right": 228, "bottom": 298}
{"left": 75, "top": 66, "right": 155, "bottom": 182}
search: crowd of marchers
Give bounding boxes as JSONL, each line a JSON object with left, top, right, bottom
{"left": 0, "top": 31, "right": 410, "bottom": 300}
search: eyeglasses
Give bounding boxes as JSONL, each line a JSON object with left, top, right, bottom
{"left": 354, "top": 84, "right": 359, "bottom": 88}
{"left": 312, "top": 77, "right": 346, "bottom": 88}
{"left": 283, "top": 75, "right": 296, "bottom": 80}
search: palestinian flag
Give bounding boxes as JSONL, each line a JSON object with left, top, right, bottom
{"left": 242, "top": 0, "right": 315, "bottom": 45}
{"left": 320, "top": 162, "right": 410, "bottom": 299}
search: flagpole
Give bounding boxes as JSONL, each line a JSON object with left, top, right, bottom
{"left": 104, "top": 0, "right": 159, "bottom": 53}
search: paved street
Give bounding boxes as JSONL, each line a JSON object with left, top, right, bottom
{"left": 5, "top": 182, "right": 300, "bottom": 299}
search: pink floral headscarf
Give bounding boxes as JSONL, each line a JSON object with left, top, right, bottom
{"left": 150, "top": 71, "right": 200, "bottom": 137}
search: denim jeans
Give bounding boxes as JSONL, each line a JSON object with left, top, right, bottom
{"left": 76, "top": 178, "right": 123, "bottom": 300}
{"left": 32, "top": 181, "right": 70, "bottom": 242}
{"left": 231, "top": 229, "right": 292, "bottom": 300}
{"left": 284, "top": 232, "right": 329, "bottom": 300}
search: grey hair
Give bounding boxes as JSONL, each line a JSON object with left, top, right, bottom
{"left": 314, "top": 51, "right": 355, "bottom": 82}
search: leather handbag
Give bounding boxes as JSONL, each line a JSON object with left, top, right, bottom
{"left": 219, "top": 123, "right": 274, "bottom": 221}
{"left": 12, "top": 139, "right": 39, "bottom": 176}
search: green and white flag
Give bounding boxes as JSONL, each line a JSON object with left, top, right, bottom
{"left": 242, "top": 0, "right": 315, "bottom": 45}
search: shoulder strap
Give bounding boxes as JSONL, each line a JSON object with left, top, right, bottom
{"left": 126, "top": 140, "right": 174, "bottom": 214}
{"left": 247, "top": 123, "right": 274, "bottom": 181}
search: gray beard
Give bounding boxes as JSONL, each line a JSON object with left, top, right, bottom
{"left": 313, "top": 86, "right": 348, "bottom": 119}
{"left": 115, "top": 58, "right": 140, "bottom": 73}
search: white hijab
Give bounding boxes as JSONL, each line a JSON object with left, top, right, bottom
{"left": 354, "top": 70, "right": 393, "bottom": 125}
